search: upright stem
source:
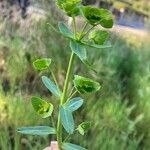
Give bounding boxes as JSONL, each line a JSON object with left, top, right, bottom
{"left": 56, "top": 16, "right": 78, "bottom": 149}
{"left": 73, "top": 16, "right": 77, "bottom": 38}
{"left": 61, "top": 52, "right": 75, "bottom": 104}
{"left": 57, "top": 52, "right": 75, "bottom": 149}
{"left": 56, "top": 16, "right": 88, "bottom": 149}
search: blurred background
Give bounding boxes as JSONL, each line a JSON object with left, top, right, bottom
{"left": 0, "top": 0, "right": 149, "bottom": 149}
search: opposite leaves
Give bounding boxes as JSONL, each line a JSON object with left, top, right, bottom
{"left": 73, "top": 75, "right": 101, "bottom": 94}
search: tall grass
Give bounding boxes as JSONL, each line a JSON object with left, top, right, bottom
{"left": 0, "top": 93, "right": 50, "bottom": 150}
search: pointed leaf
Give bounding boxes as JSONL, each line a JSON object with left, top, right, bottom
{"left": 17, "top": 126, "right": 56, "bottom": 136}
{"left": 70, "top": 40, "right": 87, "bottom": 61}
{"left": 42, "top": 76, "right": 61, "bottom": 98}
{"left": 33, "top": 58, "right": 51, "bottom": 71}
{"left": 31, "top": 96, "right": 53, "bottom": 118}
{"left": 63, "top": 143, "right": 87, "bottom": 150}
{"left": 65, "top": 97, "right": 84, "bottom": 112}
{"left": 58, "top": 22, "right": 74, "bottom": 39}
{"left": 73, "top": 75, "right": 101, "bottom": 94}
{"left": 77, "top": 122, "right": 91, "bottom": 135}
{"left": 60, "top": 105, "right": 74, "bottom": 134}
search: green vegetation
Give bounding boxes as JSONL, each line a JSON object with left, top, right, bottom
{"left": 0, "top": 1, "right": 150, "bottom": 150}
{"left": 17, "top": 1, "right": 114, "bottom": 149}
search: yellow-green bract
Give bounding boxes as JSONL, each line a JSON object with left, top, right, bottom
{"left": 89, "top": 30, "right": 109, "bottom": 45}
{"left": 56, "top": 0, "right": 81, "bottom": 16}
{"left": 33, "top": 58, "right": 51, "bottom": 71}
{"left": 31, "top": 96, "right": 53, "bottom": 118}
{"left": 73, "top": 75, "right": 101, "bottom": 94}
{"left": 81, "top": 6, "right": 113, "bottom": 28}
{"left": 77, "top": 122, "right": 91, "bottom": 135}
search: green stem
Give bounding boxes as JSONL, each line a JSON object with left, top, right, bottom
{"left": 68, "top": 86, "right": 75, "bottom": 98}
{"left": 57, "top": 52, "right": 75, "bottom": 149}
{"left": 73, "top": 16, "right": 77, "bottom": 38}
{"left": 79, "top": 22, "right": 88, "bottom": 39}
{"left": 63, "top": 134, "right": 71, "bottom": 143}
{"left": 67, "top": 90, "right": 78, "bottom": 101}
{"left": 80, "top": 25, "right": 96, "bottom": 40}
{"left": 51, "top": 115, "right": 56, "bottom": 130}
{"left": 61, "top": 52, "right": 75, "bottom": 104}
{"left": 56, "top": 16, "right": 86, "bottom": 149}
{"left": 57, "top": 17, "right": 77, "bottom": 149}
{"left": 51, "top": 70, "right": 59, "bottom": 89}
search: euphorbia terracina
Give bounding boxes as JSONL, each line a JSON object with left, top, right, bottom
{"left": 17, "top": 0, "right": 113, "bottom": 149}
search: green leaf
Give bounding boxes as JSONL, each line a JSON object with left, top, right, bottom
{"left": 57, "top": 0, "right": 81, "bottom": 16}
{"left": 73, "top": 75, "right": 101, "bottom": 94}
{"left": 77, "top": 122, "right": 91, "bottom": 135}
{"left": 70, "top": 40, "right": 98, "bottom": 72}
{"left": 17, "top": 126, "right": 56, "bottom": 136}
{"left": 65, "top": 97, "right": 84, "bottom": 112}
{"left": 63, "top": 143, "right": 87, "bottom": 150}
{"left": 58, "top": 22, "right": 74, "bottom": 39}
{"left": 31, "top": 96, "right": 53, "bottom": 118}
{"left": 62, "top": 0, "right": 81, "bottom": 16}
{"left": 33, "top": 58, "right": 51, "bottom": 71}
{"left": 70, "top": 40, "right": 87, "bottom": 61}
{"left": 42, "top": 76, "right": 61, "bottom": 98}
{"left": 81, "top": 6, "right": 113, "bottom": 28}
{"left": 89, "top": 30, "right": 109, "bottom": 45}
{"left": 60, "top": 105, "right": 74, "bottom": 134}
{"left": 98, "top": 8, "right": 113, "bottom": 28}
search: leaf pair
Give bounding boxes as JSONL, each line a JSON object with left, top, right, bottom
{"left": 58, "top": 22, "right": 111, "bottom": 71}
{"left": 60, "top": 97, "right": 84, "bottom": 134}
{"left": 58, "top": 22, "right": 111, "bottom": 48}
{"left": 31, "top": 75, "right": 63, "bottom": 118}
{"left": 17, "top": 127, "right": 88, "bottom": 149}
{"left": 33, "top": 59, "right": 62, "bottom": 98}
